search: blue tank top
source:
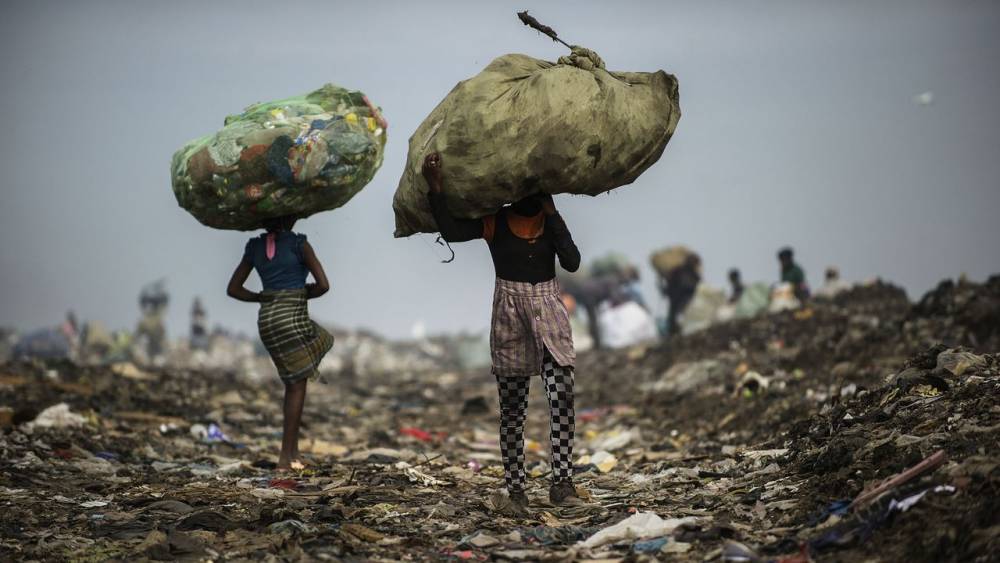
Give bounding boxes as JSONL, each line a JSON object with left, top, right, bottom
{"left": 243, "top": 232, "right": 309, "bottom": 291}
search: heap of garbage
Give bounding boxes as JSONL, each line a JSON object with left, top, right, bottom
{"left": 0, "top": 276, "right": 997, "bottom": 561}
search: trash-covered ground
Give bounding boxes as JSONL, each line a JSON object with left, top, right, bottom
{"left": 1, "top": 277, "right": 998, "bottom": 561}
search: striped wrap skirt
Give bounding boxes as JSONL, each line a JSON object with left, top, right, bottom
{"left": 257, "top": 289, "right": 334, "bottom": 384}
{"left": 490, "top": 277, "right": 575, "bottom": 377}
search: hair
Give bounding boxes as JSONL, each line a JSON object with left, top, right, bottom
{"left": 510, "top": 195, "right": 542, "bottom": 217}
{"left": 777, "top": 247, "right": 794, "bottom": 261}
{"left": 262, "top": 215, "right": 297, "bottom": 233}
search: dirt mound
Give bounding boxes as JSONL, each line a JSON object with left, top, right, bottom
{"left": 912, "top": 275, "right": 1000, "bottom": 351}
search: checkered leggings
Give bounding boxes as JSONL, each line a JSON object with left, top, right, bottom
{"left": 495, "top": 349, "right": 575, "bottom": 493}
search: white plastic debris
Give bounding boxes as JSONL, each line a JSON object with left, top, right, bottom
{"left": 25, "top": 403, "right": 87, "bottom": 430}
{"left": 577, "top": 451, "right": 619, "bottom": 473}
{"left": 580, "top": 512, "right": 698, "bottom": 548}
{"left": 395, "top": 461, "right": 448, "bottom": 486}
{"left": 587, "top": 428, "right": 637, "bottom": 451}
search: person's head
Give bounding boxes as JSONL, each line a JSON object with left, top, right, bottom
{"left": 684, "top": 254, "right": 701, "bottom": 271}
{"left": 728, "top": 268, "right": 742, "bottom": 284}
{"left": 825, "top": 267, "right": 839, "bottom": 282}
{"left": 624, "top": 265, "right": 640, "bottom": 282}
{"left": 509, "top": 195, "right": 542, "bottom": 217}
{"left": 262, "top": 215, "right": 297, "bottom": 233}
{"left": 777, "top": 247, "right": 794, "bottom": 267}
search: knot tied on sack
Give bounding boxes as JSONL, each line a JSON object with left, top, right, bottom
{"left": 557, "top": 46, "right": 605, "bottom": 71}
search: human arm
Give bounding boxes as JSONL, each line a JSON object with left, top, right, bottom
{"left": 226, "top": 258, "right": 266, "bottom": 303}
{"left": 540, "top": 194, "right": 581, "bottom": 273}
{"left": 301, "top": 241, "right": 330, "bottom": 299}
{"left": 423, "top": 153, "right": 484, "bottom": 243}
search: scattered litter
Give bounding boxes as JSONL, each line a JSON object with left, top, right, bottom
{"left": 577, "top": 451, "right": 618, "bottom": 473}
{"left": 580, "top": 512, "right": 698, "bottom": 548}
{"left": 24, "top": 403, "right": 87, "bottom": 430}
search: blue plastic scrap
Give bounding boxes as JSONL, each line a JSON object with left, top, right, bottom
{"left": 633, "top": 537, "right": 669, "bottom": 553}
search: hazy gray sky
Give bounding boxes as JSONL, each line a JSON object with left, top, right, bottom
{"left": 2, "top": 0, "right": 998, "bottom": 339}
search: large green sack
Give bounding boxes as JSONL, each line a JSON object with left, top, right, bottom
{"left": 392, "top": 47, "right": 680, "bottom": 237}
{"left": 171, "top": 84, "right": 387, "bottom": 231}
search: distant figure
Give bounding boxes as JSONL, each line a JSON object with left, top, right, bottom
{"left": 190, "top": 298, "right": 209, "bottom": 351}
{"left": 658, "top": 254, "right": 701, "bottom": 336}
{"left": 80, "top": 321, "right": 114, "bottom": 364}
{"left": 136, "top": 281, "right": 169, "bottom": 361}
{"left": 777, "top": 247, "right": 809, "bottom": 303}
{"left": 571, "top": 273, "right": 617, "bottom": 349}
{"left": 619, "top": 266, "right": 648, "bottom": 310}
{"left": 227, "top": 215, "right": 333, "bottom": 471}
{"left": 816, "top": 266, "right": 851, "bottom": 299}
{"left": 13, "top": 311, "right": 80, "bottom": 361}
{"left": 61, "top": 311, "right": 80, "bottom": 360}
{"left": 728, "top": 268, "right": 745, "bottom": 304}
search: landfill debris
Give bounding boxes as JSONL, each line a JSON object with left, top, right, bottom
{"left": 597, "top": 300, "right": 658, "bottom": 348}
{"left": 632, "top": 536, "right": 669, "bottom": 553}
{"left": 392, "top": 46, "right": 680, "bottom": 237}
{"left": 576, "top": 451, "right": 619, "bottom": 473}
{"left": 171, "top": 84, "right": 387, "bottom": 231}
{"left": 0, "top": 276, "right": 996, "bottom": 560}
{"left": 396, "top": 461, "right": 449, "bottom": 487}
{"left": 461, "top": 531, "right": 501, "bottom": 548}
{"left": 850, "top": 449, "right": 947, "bottom": 509}
{"left": 24, "top": 403, "right": 87, "bottom": 430}
{"left": 580, "top": 512, "right": 698, "bottom": 548}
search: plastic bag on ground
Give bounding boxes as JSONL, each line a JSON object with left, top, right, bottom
{"left": 25, "top": 403, "right": 87, "bottom": 430}
{"left": 598, "top": 301, "right": 658, "bottom": 348}
{"left": 679, "top": 285, "right": 727, "bottom": 335}
{"left": 171, "top": 84, "right": 387, "bottom": 231}
{"left": 580, "top": 512, "right": 697, "bottom": 548}
{"left": 769, "top": 283, "right": 801, "bottom": 312}
{"left": 734, "top": 282, "right": 771, "bottom": 318}
{"left": 393, "top": 47, "right": 680, "bottom": 236}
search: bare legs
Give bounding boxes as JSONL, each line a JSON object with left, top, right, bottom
{"left": 277, "top": 379, "right": 307, "bottom": 470}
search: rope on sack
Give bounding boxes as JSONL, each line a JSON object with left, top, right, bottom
{"left": 517, "top": 11, "right": 619, "bottom": 79}
{"left": 435, "top": 236, "right": 455, "bottom": 263}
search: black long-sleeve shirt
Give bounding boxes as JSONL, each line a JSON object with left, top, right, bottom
{"left": 428, "top": 192, "right": 581, "bottom": 283}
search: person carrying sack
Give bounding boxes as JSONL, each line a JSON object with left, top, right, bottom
{"left": 226, "top": 216, "right": 333, "bottom": 471}
{"left": 422, "top": 152, "right": 584, "bottom": 516}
